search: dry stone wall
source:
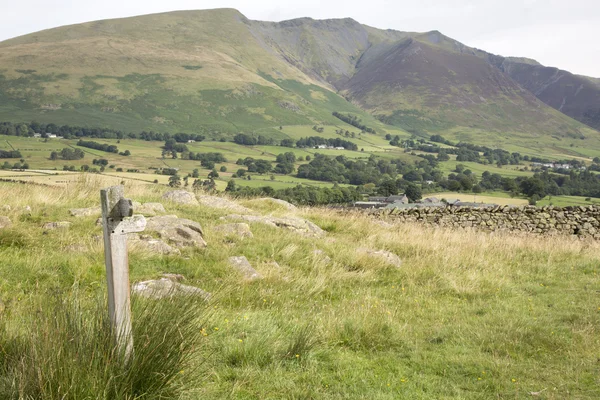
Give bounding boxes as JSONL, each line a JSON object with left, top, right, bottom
{"left": 371, "top": 205, "right": 600, "bottom": 239}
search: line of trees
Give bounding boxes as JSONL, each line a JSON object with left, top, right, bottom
{"left": 50, "top": 148, "right": 85, "bottom": 160}
{"left": 332, "top": 112, "right": 376, "bottom": 134}
{"left": 0, "top": 121, "right": 207, "bottom": 143}
{"left": 0, "top": 150, "right": 22, "bottom": 158}
{"left": 77, "top": 140, "right": 118, "bottom": 153}
{"left": 225, "top": 181, "right": 361, "bottom": 206}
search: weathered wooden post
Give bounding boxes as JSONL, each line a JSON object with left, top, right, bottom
{"left": 100, "top": 185, "right": 146, "bottom": 359}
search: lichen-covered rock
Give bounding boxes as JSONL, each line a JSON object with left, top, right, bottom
{"left": 145, "top": 215, "right": 206, "bottom": 248}
{"left": 43, "top": 221, "right": 72, "bottom": 230}
{"left": 162, "top": 190, "right": 199, "bottom": 205}
{"left": 129, "top": 237, "right": 181, "bottom": 255}
{"left": 255, "top": 198, "right": 297, "bottom": 211}
{"left": 132, "top": 278, "right": 210, "bottom": 300}
{"left": 136, "top": 202, "right": 167, "bottom": 216}
{"left": 228, "top": 256, "right": 262, "bottom": 281}
{"left": 358, "top": 248, "right": 402, "bottom": 268}
{"left": 0, "top": 216, "right": 12, "bottom": 229}
{"left": 225, "top": 214, "right": 325, "bottom": 237}
{"left": 312, "top": 249, "right": 332, "bottom": 264}
{"left": 198, "top": 195, "right": 253, "bottom": 213}
{"left": 214, "top": 223, "right": 253, "bottom": 239}
{"left": 70, "top": 207, "right": 100, "bottom": 217}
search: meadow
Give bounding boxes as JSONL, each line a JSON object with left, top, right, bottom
{"left": 0, "top": 180, "right": 599, "bottom": 398}
{"left": 2, "top": 130, "right": 600, "bottom": 208}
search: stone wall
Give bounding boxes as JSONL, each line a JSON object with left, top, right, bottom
{"left": 371, "top": 205, "right": 600, "bottom": 239}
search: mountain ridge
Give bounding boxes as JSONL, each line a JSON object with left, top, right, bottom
{"left": 0, "top": 8, "right": 598, "bottom": 153}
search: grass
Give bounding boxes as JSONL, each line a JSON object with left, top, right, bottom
{"left": 428, "top": 191, "right": 529, "bottom": 206}
{"left": 0, "top": 180, "right": 599, "bottom": 398}
{"left": 0, "top": 294, "right": 207, "bottom": 399}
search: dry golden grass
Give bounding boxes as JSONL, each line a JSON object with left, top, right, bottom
{"left": 0, "top": 181, "right": 598, "bottom": 398}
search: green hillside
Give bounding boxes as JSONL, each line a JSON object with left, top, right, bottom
{"left": 0, "top": 8, "right": 598, "bottom": 160}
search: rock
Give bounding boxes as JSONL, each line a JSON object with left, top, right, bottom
{"left": 312, "top": 249, "right": 332, "bottom": 264}
{"left": 358, "top": 248, "right": 402, "bottom": 268}
{"left": 70, "top": 207, "right": 100, "bottom": 217}
{"left": 228, "top": 256, "right": 262, "bottom": 280}
{"left": 214, "top": 223, "right": 253, "bottom": 239}
{"left": 145, "top": 215, "right": 206, "bottom": 248}
{"left": 1, "top": 205, "right": 11, "bottom": 212}
{"left": 255, "top": 198, "right": 297, "bottom": 211}
{"left": 197, "top": 195, "right": 253, "bottom": 213}
{"left": 225, "top": 214, "right": 325, "bottom": 237}
{"left": 136, "top": 202, "right": 167, "bottom": 216}
{"left": 0, "top": 216, "right": 11, "bottom": 229}
{"left": 132, "top": 278, "right": 210, "bottom": 300}
{"left": 162, "top": 190, "right": 199, "bottom": 206}
{"left": 161, "top": 273, "right": 185, "bottom": 282}
{"left": 129, "top": 237, "right": 182, "bottom": 255}
{"left": 22, "top": 205, "right": 32, "bottom": 214}
{"left": 43, "top": 221, "right": 72, "bottom": 230}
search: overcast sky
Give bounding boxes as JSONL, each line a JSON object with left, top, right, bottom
{"left": 1, "top": 0, "right": 598, "bottom": 77}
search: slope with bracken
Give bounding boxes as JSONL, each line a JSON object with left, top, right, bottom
{"left": 0, "top": 8, "right": 598, "bottom": 158}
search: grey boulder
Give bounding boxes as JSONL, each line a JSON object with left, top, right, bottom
{"left": 228, "top": 256, "right": 262, "bottom": 281}
{"left": 162, "top": 190, "right": 199, "bottom": 206}
{"left": 145, "top": 215, "right": 207, "bottom": 248}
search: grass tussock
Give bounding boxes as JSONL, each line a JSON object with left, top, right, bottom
{"left": 0, "top": 293, "right": 208, "bottom": 399}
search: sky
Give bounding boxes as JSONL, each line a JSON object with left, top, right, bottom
{"left": 1, "top": 0, "right": 598, "bottom": 77}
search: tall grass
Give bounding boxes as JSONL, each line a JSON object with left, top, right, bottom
{"left": 0, "top": 292, "right": 208, "bottom": 399}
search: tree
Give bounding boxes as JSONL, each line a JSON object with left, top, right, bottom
{"left": 378, "top": 179, "right": 399, "bottom": 196}
{"left": 168, "top": 175, "right": 182, "bottom": 188}
{"left": 405, "top": 183, "right": 422, "bottom": 202}
{"left": 208, "top": 169, "right": 219, "bottom": 179}
{"left": 192, "top": 169, "right": 199, "bottom": 178}
{"left": 519, "top": 177, "right": 546, "bottom": 198}
{"left": 50, "top": 151, "right": 58, "bottom": 160}
{"left": 219, "top": 166, "right": 227, "bottom": 172}
{"left": 225, "top": 179, "right": 236, "bottom": 192}
{"left": 437, "top": 150, "right": 450, "bottom": 161}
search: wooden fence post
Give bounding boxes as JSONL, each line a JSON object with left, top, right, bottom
{"left": 100, "top": 185, "right": 146, "bottom": 359}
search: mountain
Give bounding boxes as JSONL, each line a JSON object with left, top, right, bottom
{"left": 0, "top": 8, "right": 598, "bottom": 154}
{"left": 488, "top": 57, "right": 600, "bottom": 131}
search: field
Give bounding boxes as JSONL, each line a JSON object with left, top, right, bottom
{"left": 2, "top": 132, "right": 600, "bottom": 208}
{"left": 0, "top": 181, "right": 599, "bottom": 398}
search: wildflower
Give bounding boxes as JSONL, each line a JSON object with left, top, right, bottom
{"left": 179, "top": 370, "right": 184, "bottom": 374}
{"left": 400, "top": 378, "right": 407, "bottom": 383}
{"left": 477, "top": 378, "right": 481, "bottom": 381}
{"left": 512, "top": 378, "right": 516, "bottom": 382}
{"left": 295, "top": 354, "right": 300, "bottom": 358}
{"left": 214, "top": 327, "right": 219, "bottom": 331}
